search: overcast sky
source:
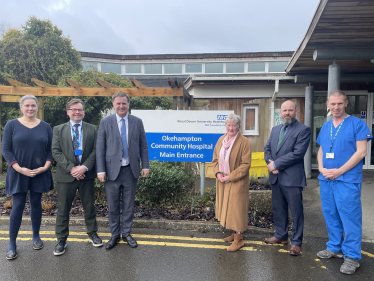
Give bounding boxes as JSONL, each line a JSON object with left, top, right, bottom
{"left": 0, "top": 0, "right": 319, "bottom": 55}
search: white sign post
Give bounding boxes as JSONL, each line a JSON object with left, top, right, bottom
{"left": 132, "top": 110, "right": 234, "bottom": 194}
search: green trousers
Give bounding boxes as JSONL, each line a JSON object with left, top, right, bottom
{"left": 55, "top": 179, "right": 98, "bottom": 241}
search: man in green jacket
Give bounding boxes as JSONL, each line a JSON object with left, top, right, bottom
{"left": 52, "top": 99, "right": 102, "bottom": 256}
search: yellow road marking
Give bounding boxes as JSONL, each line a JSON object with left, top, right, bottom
{"left": 278, "top": 249, "right": 288, "bottom": 253}
{"left": 362, "top": 250, "right": 374, "bottom": 258}
{"left": 315, "top": 259, "right": 320, "bottom": 262}
{"left": 0, "top": 237, "right": 257, "bottom": 251}
{"left": 0, "top": 231, "right": 284, "bottom": 246}
{"left": 1, "top": 231, "right": 373, "bottom": 257}
{"left": 321, "top": 266, "right": 327, "bottom": 269}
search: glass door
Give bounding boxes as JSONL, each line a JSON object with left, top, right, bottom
{"left": 312, "top": 92, "right": 370, "bottom": 169}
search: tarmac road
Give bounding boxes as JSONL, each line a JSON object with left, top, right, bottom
{"left": 0, "top": 225, "right": 373, "bottom": 281}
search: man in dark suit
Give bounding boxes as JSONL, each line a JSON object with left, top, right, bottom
{"left": 52, "top": 99, "right": 102, "bottom": 256}
{"left": 96, "top": 92, "right": 149, "bottom": 250}
{"left": 264, "top": 100, "right": 311, "bottom": 256}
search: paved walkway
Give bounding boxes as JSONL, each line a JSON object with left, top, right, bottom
{"left": 303, "top": 170, "right": 374, "bottom": 242}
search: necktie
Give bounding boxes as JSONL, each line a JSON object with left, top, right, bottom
{"left": 121, "top": 118, "right": 129, "bottom": 159}
{"left": 73, "top": 124, "right": 80, "bottom": 165}
{"left": 277, "top": 124, "right": 288, "bottom": 150}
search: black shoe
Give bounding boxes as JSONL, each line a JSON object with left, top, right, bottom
{"left": 105, "top": 237, "right": 120, "bottom": 250}
{"left": 53, "top": 240, "right": 67, "bottom": 256}
{"left": 33, "top": 240, "right": 44, "bottom": 250}
{"left": 123, "top": 234, "right": 137, "bottom": 248}
{"left": 89, "top": 233, "right": 103, "bottom": 247}
{"left": 6, "top": 250, "right": 17, "bottom": 260}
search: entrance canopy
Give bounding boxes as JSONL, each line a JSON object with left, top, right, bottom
{"left": 286, "top": 0, "right": 374, "bottom": 76}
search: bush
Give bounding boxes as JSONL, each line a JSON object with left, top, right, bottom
{"left": 136, "top": 161, "right": 196, "bottom": 207}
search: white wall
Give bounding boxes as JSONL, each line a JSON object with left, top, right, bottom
{"left": 190, "top": 83, "right": 309, "bottom": 98}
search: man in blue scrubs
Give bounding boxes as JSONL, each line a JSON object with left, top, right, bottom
{"left": 316, "top": 90, "right": 372, "bottom": 275}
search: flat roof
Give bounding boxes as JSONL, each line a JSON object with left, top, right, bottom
{"left": 80, "top": 51, "right": 294, "bottom": 61}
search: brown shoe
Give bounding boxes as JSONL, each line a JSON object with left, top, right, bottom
{"left": 227, "top": 233, "right": 245, "bottom": 252}
{"left": 289, "top": 245, "right": 301, "bottom": 256}
{"left": 223, "top": 231, "right": 235, "bottom": 242}
{"left": 264, "top": 236, "right": 288, "bottom": 244}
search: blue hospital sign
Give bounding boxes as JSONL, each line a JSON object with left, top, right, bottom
{"left": 132, "top": 110, "right": 234, "bottom": 162}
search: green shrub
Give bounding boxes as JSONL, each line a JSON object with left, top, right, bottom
{"left": 0, "top": 181, "right": 5, "bottom": 189}
{"left": 94, "top": 178, "right": 107, "bottom": 206}
{"left": 136, "top": 161, "right": 196, "bottom": 207}
{"left": 2, "top": 160, "right": 8, "bottom": 173}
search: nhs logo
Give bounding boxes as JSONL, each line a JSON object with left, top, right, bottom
{"left": 217, "top": 115, "right": 228, "bottom": 120}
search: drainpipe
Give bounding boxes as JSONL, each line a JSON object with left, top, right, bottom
{"left": 270, "top": 80, "right": 279, "bottom": 128}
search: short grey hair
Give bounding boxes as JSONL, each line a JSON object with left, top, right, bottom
{"left": 329, "top": 90, "right": 347, "bottom": 101}
{"left": 225, "top": 114, "right": 241, "bottom": 128}
{"left": 112, "top": 91, "right": 130, "bottom": 103}
{"left": 20, "top": 95, "right": 39, "bottom": 108}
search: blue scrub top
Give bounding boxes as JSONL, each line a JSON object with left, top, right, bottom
{"left": 316, "top": 116, "right": 373, "bottom": 183}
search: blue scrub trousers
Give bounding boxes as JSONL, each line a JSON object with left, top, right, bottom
{"left": 319, "top": 180, "right": 362, "bottom": 260}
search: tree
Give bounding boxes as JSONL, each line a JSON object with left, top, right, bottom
{"left": 0, "top": 21, "right": 11, "bottom": 38}
{"left": 0, "top": 16, "right": 172, "bottom": 130}
{"left": 0, "top": 16, "right": 81, "bottom": 85}
{"left": 45, "top": 67, "right": 132, "bottom": 127}
{"left": 47, "top": 67, "right": 172, "bottom": 128}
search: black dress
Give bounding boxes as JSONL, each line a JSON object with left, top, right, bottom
{"left": 2, "top": 119, "right": 54, "bottom": 195}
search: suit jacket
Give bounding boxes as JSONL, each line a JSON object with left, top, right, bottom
{"left": 52, "top": 121, "right": 97, "bottom": 183}
{"left": 264, "top": 119, "right": 311, "bottom": 187}
{"left": 96, "top": 113, "right": 149, "bottom": 181}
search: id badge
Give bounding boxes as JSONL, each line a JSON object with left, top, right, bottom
{"left": 326, "top": 153, "right": 334, "bottom": 159}
{"left": 75, "top": 149, "right": 82, "bottom": 156}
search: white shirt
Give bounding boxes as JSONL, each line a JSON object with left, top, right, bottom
{"left": 116, "top": 113, "right": 130, "bottom": 166}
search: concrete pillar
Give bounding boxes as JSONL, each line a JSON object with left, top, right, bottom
{"left": 327, "top": 60, "right": 341, "bottom": 120}
{"left": 304, "top": 85, "right": 314, "bottom": 179}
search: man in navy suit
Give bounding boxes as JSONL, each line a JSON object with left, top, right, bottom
{"left": 96, "top": 92, "right": 149, "bottom": 250}
{"left": 264, "top": 100, "right": 311, "bottom": 256}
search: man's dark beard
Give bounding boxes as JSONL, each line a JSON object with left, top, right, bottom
{"left": 282, "top": 115, "right": 296, "bottom": 125}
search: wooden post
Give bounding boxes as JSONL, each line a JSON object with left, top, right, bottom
{"left": 179, "top": 97, "right": 184, "bottom": 110}
{"left": 173, "top": 97, "right": 178, "bottom": 110}
{"left": 37, "top": 97, "right": 44, "bottom": 120}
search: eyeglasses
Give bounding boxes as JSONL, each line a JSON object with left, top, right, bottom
{"left": 68, "top": 109, "right": 84, "bottom": 113}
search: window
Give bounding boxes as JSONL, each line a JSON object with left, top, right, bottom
{"left": 226, "top": 63, "right": 244, "bottom": 73}
{"left": 164, "top": 64, "right": 182, "bottom": 74}
{"left": 242, "top": 105, "right": 259, "bottom": 135}
{"left": 144, "top": 64, "right": 162, "bottom": 74}
{"left": 125, "top": 64, "right": 141, "bottom": 74}
{"left": 205, "top": 63, "right": 223, "bottom": 73}
{"left": 101, "top": 63, "right": 121, "bottom": 74}
{"left": 247, "top": 62, "right": 265, "bottom": 72}
{"left": 81, "top": 61, "right": 98, "bottom": 70}
{"left": 185, "top": 64, "right": 202, "bottom": 73}
{"left": 268, "top": 61, "right": 288, "bottom": 72}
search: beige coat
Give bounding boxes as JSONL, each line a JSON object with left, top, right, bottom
{"left": 212, "top": 133, "right": 251, "bottom": 232}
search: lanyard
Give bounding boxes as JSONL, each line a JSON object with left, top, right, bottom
{"left": 71, "top": 124, "right": 83, "bottom": 148}
{"left": 330, "top": 114, "right": 347, "bottom": 152}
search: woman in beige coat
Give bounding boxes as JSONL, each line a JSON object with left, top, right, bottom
{"left": 212, "top": 114, "right": 251, "bottom": 252}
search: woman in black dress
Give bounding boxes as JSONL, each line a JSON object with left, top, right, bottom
{"left": 2, "top": 95, "right": 54, "bottom": 260}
